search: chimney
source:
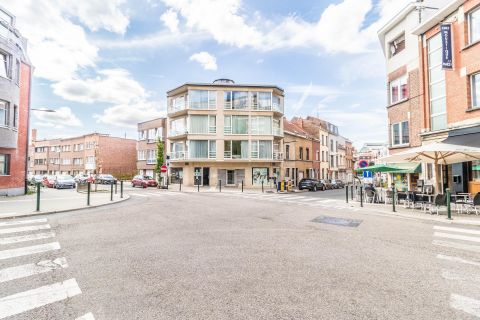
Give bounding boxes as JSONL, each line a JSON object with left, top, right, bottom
{"left": 31, "top": 129, "right": 37, "bottom": 142}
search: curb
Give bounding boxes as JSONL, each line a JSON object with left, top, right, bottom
{"left": 0, "top": 195, "right": 131, "bottom": 220}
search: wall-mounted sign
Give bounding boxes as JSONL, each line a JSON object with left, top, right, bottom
{"left": 440, "top": 24, "right": 453, "bottom": 70}
{"left": 358, "top": 160, "right": 368, "bottom": 168}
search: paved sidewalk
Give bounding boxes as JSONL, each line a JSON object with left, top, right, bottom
{"left": 0, "top": 187, "right": 129, "bottom": 219}
{"left": 165, "top": 184, "right": 300, "bottom": 194}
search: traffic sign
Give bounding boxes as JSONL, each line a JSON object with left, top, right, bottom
{"left": 161, "top": 165, "right": 168, "bottom": 173}
{"left": 363, "top": 171, "right": 373, "bottom": 178}
{"left": 358, "top": 160, "right": 368, "bottom": 168}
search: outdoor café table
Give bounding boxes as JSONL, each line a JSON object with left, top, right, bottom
{"left": 416, "top": 193, "right": 435, "bottom": 212}
{"left": 451, "top": 193, "right": 471, "bottom": 214}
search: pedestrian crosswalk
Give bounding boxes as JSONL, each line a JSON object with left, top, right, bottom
{"left": 432, "top": 224, "right": 480, "bottom": 318}
{"left": 0, "top": 218, "right": 94, "bottom": 319}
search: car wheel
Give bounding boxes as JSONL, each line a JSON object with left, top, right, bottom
{"left": 131, "top": 183, "right": 135, "bottom": 188}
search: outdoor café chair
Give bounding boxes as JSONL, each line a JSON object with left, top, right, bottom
{"left": 385, "top": 190, "right": 397, "bottom": 205}
{"left": 465, "top": 193, "right": 480, "bottom": 215}
{"left": 428, "top": 194, "right": 446, "bottom": 215}
{"left": 365, "top": 189, "right": 376, "bottom": 203}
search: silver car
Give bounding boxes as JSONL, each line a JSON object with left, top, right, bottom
{"left": 54, "top": 175, "right": 76, "bottom": 189}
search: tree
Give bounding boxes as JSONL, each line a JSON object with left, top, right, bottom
{"left": 155, "top": 139, "right": 165, "bottom": 178}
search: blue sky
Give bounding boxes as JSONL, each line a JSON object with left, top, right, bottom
{"left": 2, "top": 0, "right": 412, "bottom": 147}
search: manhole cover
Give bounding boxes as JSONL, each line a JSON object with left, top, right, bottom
{"left": 311, "top": 215, "right": 362, "bottom": 227}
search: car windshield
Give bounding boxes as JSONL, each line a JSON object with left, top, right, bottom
{"left": 143, "top": 176, "right": 153, "bottom": 180}
{"left": 103, "top": 175, "right": 114, "bottom": 179}
{"left": 46, "top": 175, "right": 56, "bottom": 180}
{"left": 58, "top": 175, "right": 73, "bottom": 180}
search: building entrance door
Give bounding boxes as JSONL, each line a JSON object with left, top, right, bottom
{"left": 194, "top": 167, "right": 202, "bottom": 186}
{"left": 227, "top": 170, "right": 235, "bottom": 185}
{"left": 203, "top": 167, "right": 210, "bottom": 186}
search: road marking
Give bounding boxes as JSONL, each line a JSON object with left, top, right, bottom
{"left": 434, "top": 232, "right": 480, "bottom": 243}
{"left": 129, "top": 193, "right": 148, "bottom": 197}
{"left": 0, "top": 278, "right": 81, "bottom": 319}
{"left": 432, "top": 240, "right": 480, "bottom": 253}
{"left": 76, "top": 312, "right": 95, "bottom": 320}
{"left": 0, "top": 257, "right": 68, "bottom": 283}
{"left": 436, "top": 254, "right": 480, "bottom": 267}
{"left": 433, "top": 225, "right": 480, "bottom": 236}
{"left": 0, "top": 242, "right": 60, "bottom": 260}
{"left": 0, "top": 231, "right": 56, "bottom": 245}
{"left": 0, "top": 224, "right": 51, "bottom": 235}
{"left": 450, "top": 294, "right": 480, "bottom": 318}
{"left": 442, "top": 269, "right": 480, "bottom": 283}
{"left": 0, "top": 219, "right": 47, "bottom": 227}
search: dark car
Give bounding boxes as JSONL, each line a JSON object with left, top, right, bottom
{"left": 298, "top": 178, "right": 325, "bottom": 191}
{"left": 331, "top": 179, "right": 345, "bottom": 188}
{"left": 131, "top": 175, "right": 158, "bottom": 188}
{"left": 320, "top": 179, "right": 333, "bottom": 190}
{"left": 54, "top": 175, "right": 76, "bottom": 189}
{"left": 97, "top": 174, "right": 117, "bottom": 184}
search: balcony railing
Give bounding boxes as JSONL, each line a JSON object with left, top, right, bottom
{"left": 273, "top": 127, "right": 283, "bottom": 136}
{"left": 168, "top": 104, "right": 186, "bottom": 114}
{"left": 224, "top": 151, "right": 232, "bottom": 159}
{"left": 168, "top": 130, "right": 188, "bottom": 137}
{"left": 208, "top": 151, "right": 216, "bottom": 159}
{"left": 273, "top": 152, "right": 283, "bottom": 160}
{"left": 209, "top": 126, "right": 216, "bottom": 134}
{"left": 169, "top": 151, "right": 187, "bottom": 160}
{"left": 146, "top": 159, "right": 156, "bottom": 165}
{"left": 224, "top": 126, "right": 232, "bottom": 134}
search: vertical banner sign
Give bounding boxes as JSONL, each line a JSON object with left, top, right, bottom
{"left": 440, "top": 24, "right": 453, "bottom": 69}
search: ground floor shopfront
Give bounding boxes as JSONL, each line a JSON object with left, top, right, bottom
{"left": 168, "top": 162, "right": 282, "bottom": 188}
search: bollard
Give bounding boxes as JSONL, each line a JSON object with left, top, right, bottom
{"left": 115, "top": 181, "right": 117, "bottom": 194}
{"left": 346, "top": 186, "right": 349, "bottom": 203}
{"left": 351, "top": 185, "right": 354, "bottom": 200}
{"left": 262, "top": 180, "right": 264, "bottom": 193}
{"left": 219, "top": 180, "right": 222, "bottom": 192}
{"left": 198, "top": 182, "right": 200, "bottom": 192}
{"left": 36, "top": 182, "right": 41, "bottom": 211}
{"left": 87, "top": 182, "right": 91, "bottom": 206}
{"left": 179, "top": 178, "right": 182, "bottom": 191}
{"left": 110, "top": 183, "right": 113, "bottom": 201}
{"left": 120, "top": 180, "right": 123, "bottom": 198}
{"left": 241, "top": 180, "right": 244, "bottom": 193}
{"left": 392, "top": 185, "right": 396, "bottom": 213}
{"left": 360, "top": 185, "right": 363, "bottom": 207}
{"left": 446, "top": 188, "right": 452, "bottom": 220}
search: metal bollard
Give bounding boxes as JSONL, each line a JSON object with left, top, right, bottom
{"left": 115, "top": 181, "right": 117, "bottom": 194}
{"left": 392, "top": 186, "right": 396, "bottom": 212}
{"left": 36, "top": 182, "right": 41, "bottom": 211}
{"left": 219, "top": 180, "right": 222, "bottom": 192}
{"left": 120, "top": 180, "right": 123, "bottom": 198}
{"left": 241, "top": 180, "right": 244, "bottom": 193}
{"left": 110, "top": 183, "right": 113, "bottom": 201}
{"left": 360, "top": 185, "right": 363, "bottom": 207}
{"left": 179, "top": 178, "right": 182, "bottom": 191}
{"left": 346, "top": 186, "right": 349, "bottom": 203}
{"left": 197, "top": 182, "right": 200, "bottom": 192}
{"left": 262, "top": 180, "right": 264, "bottom": 193}
{"left": 446, "top": 188, "right": 452, "bottom": 220}
{"left": 87, "top": 182, "right": 91, "bottom": 206}
{"left": 351, "top": 185, "right": 354, "bottom": 200}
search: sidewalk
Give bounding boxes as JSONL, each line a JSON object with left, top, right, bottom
{"left": 0, "top": 187, "right": 129, "bottom": 219}
{"left": 165, "top": 184, "right": 303, "bottom": 194}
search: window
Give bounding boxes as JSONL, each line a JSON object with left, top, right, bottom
{"left": 189, "top": 90, "right": 216, "bottom": 110}
{"left": 224, "top": 140, "right": 249, "bottom": 159}
{"left": 390, "top": 75, "right": 408, "bottom": 104}
{"left": 15, "top": 60, "right": 20, "bottom": 84}
{"left": 148, "top": 129, "right": 156, "bottom": 142}
{"left": 0, "top": 154, "right": 9, "bottom": 175}
{"left": 62, "top": 158, "right": 71, "bottom": 165}
{"left": 389, "top": 33, "right": 405, "bottom": 57}
{"left": 252, "top": 167, "right": 268, "bottom": 185}
{"left": 189, "top": 115, "right": 215, "bottom": 134}
{"left": 224, "top": 115, "right": 248, "bottom": 134}
{"left": 224, "top": 91, "right": 249, "bottom": 110}
{"left": 13, "top": 105, "right": 17, "bottom": 128}
{"left": 285, "top": 168, "right": 290, "bottom": 177}
{"left": 428, "top": 33, "right": 447, "bottom": 131}
{"left": 299, "top": 147, "right": 303, "bottom": 160}
{"left": 251, "top": 140, "right": 272, "bottom": 159}
{"left": 330, "top": 139, "right": 334, "bottom": 152}
{"left": 306, "top": 148, "right": 310, "bottom": 160}
{"left": 73, "top": 158, "right": 83, "bottom": 165}
{"left": 468, "top": 6, "right": 480, "bottom": 44}
{"left": 0, "top": 52, "right": 8, "bottom": 78}
{"left": 171, "top": 94, "right": 186, "bottom": 112}
{"left": 137, "top": 150, "right": 146, "bottom": 160}
{"left": 273, "top": 119, "right": 281, "bottom": 135}
{"left": 0, "top": 100, "right": 8, "bottom": 126}
{"left": 427, "top": 163, "right": 433, "bottom": 180}
{"left": 189, "top": 140, "right": 209, "bottom": 159}
{"left": 272, "top": 95, "right": 282, "bottom": 112}
{"left": 0, "top": 9, "right": 12, "bottom": 25}
{"left": 169, "top": 118, "right": 186, "bottom": 136}
{"left": 285, "top": 145, "right": 290, "bottom": 160}
{"left": 86, "top": 156, "right": 95, "bottom": 164}
{"left": 251, "top": 116, "right": 272, "bottom": 134}
{"left": 34, "top": 158, "right": 46, "bottom": 165}
{"left": 250, "top": 92, "right": 271, "bottom": 110}
{"left": 316, "top": 151, "right": 319, "bottom": 161}
{"left": 138, "top": 130, "right": 147, "bottom": 140}
{"left": 471, "top": 72, "right": 480, "bottom": 109}
{"left": 391, "top": 121, "right": 409, "bottom": 146}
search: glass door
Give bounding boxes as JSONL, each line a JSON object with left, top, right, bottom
{"left": 227, "top": 170, "right": 235, "bottom": 185}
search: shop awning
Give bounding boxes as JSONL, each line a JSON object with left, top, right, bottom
{"left": 388, "top": 163, "right": 421, "bottom": 173}
{"left": 442, "top": 131, "right": 480, "bottom": 148}
{"left": 356, "top": 164, "right": 403, "bottom": 173}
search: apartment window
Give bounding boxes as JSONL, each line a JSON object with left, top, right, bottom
{"left": 251, "top": 116, "right": 272, "bottom": 135}
{"left": 189, "top": 140, "right": 209, "bottom": 158}
{"left": 428, "top": 33, "right": 447, "bottom": 131}
{"left": 148, "top": 128, "right": 156, "bottom": 142}
{"left": 299, "top": 147, "right": 303, "bottom": 160}
{"left": 468, "top": 6, "right": 480, "bottom": 44}
{"left": 316, "top": 151, "right": 319, "bottom": 161}
{"left": 73, "top": 158, "right": 83, "bottom": 165}
{"left": 189, "top": 90, "right": 216, "bottom": 110}
{"left": 189, "top": 115, "right": 216, "bottom": 134}
{"left": 13, "top": 105, "right": 17, "bottom": 128}
{"left": 224, "top": 140, "right": 249, "bottom": 159}
{"left": 389, "top": 33, "right": 405, "bottom": 57}
{"left": 306, "top": 148, "right": 310, "bottom": 160}
{"left": 0, "top": 100, "right": 7, "bottom": 126}
{"left": 86, "top": 156, "right": 95, "bottom": 164}
{"left": 224, "top": 115, "right": 248, "bottom": 134}
{"left": 427, "top": 163, "right": 433, "bottom": 180}
{"left": 225, "top": 91, "right": 248, "bottom": 110}
{"left": 171, "top": 94, "right": 186, "bottom": 111}
{"left": 471, "top": 72, "right": 480, "bottom": 109}
{"left": 272, "top": 95, "right": 282, "bottom": 112}
{"left": 0, "top": 52, "right": 8, "bottom": 78}
{"left": 273, "top": 119, "right": 281, "bottom": 135}
{"left": 285, "top": 145, "right": 290, "bottom": 160}
{"left": 390, "top": 75, "right": 408, "bottom": 104}
{"left": 170, "top": 118, "right": 186, "bottom": 136}
{"left": 86, "top": 141, "right": 95, "bottom": 149}
{"left": 34, "top": 159, "right": 46, "bottom": 165}
{"left": 330, "top": 139, "right": 334, "bottom": 152}
{"left": 250, "top": 92, "right": 272, "bottom": 110}
{"left": 15, "top": 60, "right": 20, "bottom": 84}
{"left": 285, "top": 168, "right": 290, "bottom": 177}
{"left": 137, "top": 150, "right": 146, "bottom": 160}
{"left": 0, "top": 154, "right": 9, "bottom": 175}
{"left": 0, "top": 9, "right": 12, "bottom": 25}
{"left": 62, "top": 158, "right": 71, "bottom": 165}
{"left": 251, "top": 140, "right": 272, "bottom": 159}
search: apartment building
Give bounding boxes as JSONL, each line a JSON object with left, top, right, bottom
{"left": 137, "top": 117, "right": 166, "bottom": 179}
{"left": 166, "top": 79, "right": 284, "bottom": 187}
{"left": 283, "top": 118, "right": 315, "bottom": 186}
{"left": 0, "top": 6, "right": 32, "bottom": 196}
{"left": 29, "top": 130, "right": 137, "bottom": 179}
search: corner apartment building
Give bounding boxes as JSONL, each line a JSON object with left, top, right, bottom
{"left": 0, "top": 6, "right": 32, "bottom": 196}
{"left": 30, "top": 130, "right": 137, "bottom": 179}
{"left": 166, "top": 79, "right": 284, "bottom": 187}
{"left": 137, "top": 117, "right": 166, "bottom": 179}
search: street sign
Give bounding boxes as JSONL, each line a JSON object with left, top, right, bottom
{"left": 161, "top": 165, "right": 168, "bottom": 173}
{"left": 363, "top": 171, "right": 373, "bottom": 178}
{"left": 358, "top": 160, "right": 368, "bottom": 168}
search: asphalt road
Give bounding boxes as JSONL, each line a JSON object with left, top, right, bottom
{"left": 1, "top": 188, "right": 480, "bottom": 319}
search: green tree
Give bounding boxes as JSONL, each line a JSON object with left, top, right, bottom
{"left": 155, "top": 139, "right": 165, "bottom": 176}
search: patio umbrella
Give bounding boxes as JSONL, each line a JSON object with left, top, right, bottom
{"left": 355, "top": 164, "right": 403, "bottom": 172}
{"left": 381, "top": 141, "right": 480, "bottom": 193}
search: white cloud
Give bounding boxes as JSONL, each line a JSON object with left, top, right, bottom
{"left": 160, "top": 8, "right": 179, "bottom": 33}
{"left": 95, "top": 31, "right": 198, "bottom": 49}
{"left": 32, "top": 107, "right": 82, "bottom": 129}
{"left": 94, "top": 101, "right": 165, "bottom": 128}
{"left": 189, "top": 51, "right": 217, "bottom": 70}
{"left": 52, "top": 69, "right": 147, "bottom": 104}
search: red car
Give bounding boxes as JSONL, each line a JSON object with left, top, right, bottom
{"left": 131, "top": 175, "right": 158, "bottom": 188}
{"left": 42, "top": 175, "right": 56, "bottom": 188}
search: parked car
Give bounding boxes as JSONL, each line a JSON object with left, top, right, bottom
{"left": 74, "top": 173, "right": 90, "bottom": 184}
{"left": 42, "top": 175, "right": 56, "bottom": 188}
{"left": 298, "top": 178, "right": 325, "bottom": 191}
{"left": 97, "top": 174, "right": 117, "bottom": 184}
{"left": 54, "top": 175, "right": 76, "bottom": 189}
{"left": 320, "top": 179, "right": 333, "bottom": 190}
{"left": 331, "top": 179, "right": 345, "bottom": 189}
{"left": 29, "top": 175, "right": 45, "bottom": 186}
{"left": 131, "top": 175, "right": 158, "bottom": 188}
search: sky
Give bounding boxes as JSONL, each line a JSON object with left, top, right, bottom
{"left": 2, "top": 0, "right": 414, "bottom": 148}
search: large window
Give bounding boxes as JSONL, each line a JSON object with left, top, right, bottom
{"left": 0, "top": 52, "right": 8, "bottom": 78}
{"left": 471, "top": 72, "right": 480, "bottom": 109}
{"left": 189, "top": 115, "right": 216, "bottom": 134}
{"left": 251, "top": 116, "right": 272, "bottom": 134}
{"left": 391, "top": 121, "right": 409, "bottom": 146}
{"left": 390, "top": 75, "right": 408, "bottom": 104}
{"left": 252, "top": 167, "right": 268, "bottom": 185}
{"left": 251, "top": 92, "right": 271, "bottom": 110}
{"left": 285, "top": 145, "right": 290, "bottom": 160}
{"left": 189, "top": 90, "right": 216, "bottom": 110}
{"left": 224, "top": 140, "right": 249, "bottom": 159}
{"left": 224, "top": 115, "right": 248, "bottom": 134}
{"left": 428, "top": 33, "right": 447, "bottom": 131}
{"left": 0, "top": 154, "right": 9, "bottom": 175}
{"left": 170, "top": 118, "right": 186, "bottom": 136}
{"left": 189, "top": 140, "right": 209, "bottom": 159}
{"left": 0, "top": 100, "right": 7, "bottom": 126}
{"left": 13, "top": 105, "right": 17, "bottom": 128}
{"left": 171, "top": 95, "right": 186, "bottom": 112}
{"left": 389, "top": 33, "right": 405, "bottom": 57}
{"left": 468, "top": 6, "right": 480, "bottom": 44}
{"left": 225, "top": 91, "right": 249, "bottom": 110}
{"left": 272, "top": 95, "right": 282, "bottom": 112}
{"left": 251, "top": 140, "right": 272, "bottom": 159}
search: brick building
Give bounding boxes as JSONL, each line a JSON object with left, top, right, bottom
{"left": 136, "top": 117, "right": 166, "bottom": 179}
{"left": 29, "top": 130, "right": 137, "bottom": 179}
{"left": 0, "top": 6, "right": 32, "bottom": 196}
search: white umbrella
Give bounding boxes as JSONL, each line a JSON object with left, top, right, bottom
{"left": 381, "top": 141, "right": 480, "bottom": 194}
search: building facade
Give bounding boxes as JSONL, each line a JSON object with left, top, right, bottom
{"left": 166, "top": 79, "right": 284, "bottom": 188}
{"left": 137, "top": 117, "right": 166, "bottom": 179}
{"left": 283, "top": 118, "right": 314, "bottom": 186}
{"left": 29, "top": 130, "right": 137, "bottom": 179}
{"left": 0, "top": 6, "right": 32, "bottom": 196}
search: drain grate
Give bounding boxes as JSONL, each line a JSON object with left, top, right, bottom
{"left": 311, "top": 215, "right": 362, "bottom": 228}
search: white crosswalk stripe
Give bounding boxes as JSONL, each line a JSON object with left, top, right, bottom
{"left": 432, "top": 239, "right": 480, "bottom": 254}
{"left": 76, "top": 312, "right": 95, "bottom": 320}
{"left": 434, "top": 232, "right": 480, "bottom": 244}
{"left": 0, "top": 242, "right": 60, "bottom": 260}
{"left": 0, "top": 218, "right": 47, "bottom": 227}
{"left": 436, "top": 254, "right": 480, "bottom": 267}
{"left": 450, "top": 294, "right": 480, "bottom": 318}
{"left": 433, "top": 225, "right": 480, "bottom": 236}
{"left": 0, "top": 224, "right": 51, "bottom": 235}
{"left": 0, "top": 257, "right": 68, "bottom": 283}
{"left": 0, "top": 231, "right": 56, "bottom": 245}
{"left": 0, "top": 278, "right": 82, "bottom": 319}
